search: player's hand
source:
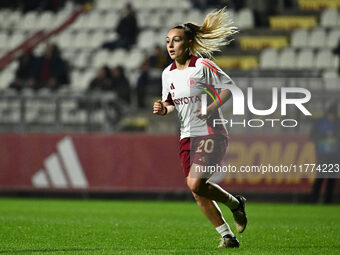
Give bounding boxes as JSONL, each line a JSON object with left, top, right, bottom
{"left": 153, "top": 100, "right": 164, "bottom": 115}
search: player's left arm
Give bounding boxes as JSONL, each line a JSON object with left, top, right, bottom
{"left": 208, "top": 88, "right": 231, "bottom": 114}
{"left": 195, "top": 89, "right": 231, "bottom": 120}
{"left": 196, "top": 59, "right": 233, "bottom": 120}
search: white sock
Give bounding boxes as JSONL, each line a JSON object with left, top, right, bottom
{"left": 216, "top": 223, "right": 234, "bottom": 238}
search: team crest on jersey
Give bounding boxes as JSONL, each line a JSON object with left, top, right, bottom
{"left": 170, "top": 83, "right": 175, "bottom": 90}
{"left": 187, "top": 78, "right": 196, "bottom": 88}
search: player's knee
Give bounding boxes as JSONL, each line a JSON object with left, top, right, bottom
{"left": 187, "top": 178, "right": 206, "bottom": 196}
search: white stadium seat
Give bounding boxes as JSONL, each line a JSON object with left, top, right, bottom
{"left": 92, "top": 50, "right": 111, "bottom": 68}
{"left": 155, "top": 29, "right": 169, "bottom": 47}
{"left": 8, "top": 33, "right": 25, "bottom": 48}
{"left": 236, "top": 8, "right": 254, "bottom": 29}
{"left": 96, "top": 0, "right": 114, "bottom": 10}
{"left": 73, "top": 31, "right": 90, "bottom": 49}
{"left": 297, "top": 49, "right": 314, "bottom": 69}
{"left": 71, "top": 69, "right": 95, "bottom": 91}
{"left": 321, "top": 9, "right": 338, "bottom": 27}
{"left": 54, "top": 11, "right": 69, "bottom": 28}
{"left": 102, "top": 11, "right": 119, "bottom": 30}
{"left": 308, "top": 28, "right": 326, "bottom": 48}
{"left": 6, "top": 10, "right": 21, "bottom": 30}
{"left": 79, "top": 70, "right": 96, "bottom": 91}
{"left": 62, "top": 50, "right": 76, "bottom": 64}
{"left": 259, "top": 49, "right": 278, "bottom": 69}
{"left": 137, "top": 29, "right": 157, "bottom": 50}
{"left": 32, "top": 43, "right": 46, "bottom": 57}
{"left": 162, "top": 0, "right": 182, "bottom": 10}
{"left": 0, "top": 10, "right": 10, "bottom": 29}
{"left": 55, "top": 32, "right": 73, "bottom": 50}
{"left": 0, "top": 71, "right": 14, "bottom": 89}
{"left": 291, "top": 29, "right": 308, "bottom": 48}
{"left": 165, "top": 12, "right": 185, "bottom": 28}
{"left": 87, "top": 11, "right": 103, "bottom": 29}
{"left": 7, "top": 61, "right": 18, "bottom": 72}
{"left": 327, "top": 29, "right": 340, "bottom": 48}
{"left": 0, "top": 33, "right": 9, "bottom": 49}
{"left": 73, "top": 51, "right": 91, "bottom": 69}
{"left": 87, "top": 31, "right": 107, "bottom": 48}
{"left": 137, "top": 10, "right": 149, "bottom": 28}
{"left": 149, "top": 0, "right": 168, "bottom": 9}
{"left": 69, "top": 14, "right": 88, "bottom": 30}
{"left": 148, "top": 12, "right": 165, "bottom": 28}
{"left": 107, "top": 49, "right": 128, "bottom": 66}
{"left": 278, "top": 48, "right": 296, "bottom": 69}
{"left": 177, "top": 0, "right": 191, "bottom": 9}
{"left": 37, "top": 12, "right": 55, "bottom": 29}
{"left": 315, "top": 50, "right": 334, "bottom": 69}
{"left": 22, "top": 12, "right": 38, "bottom": 31}
{"left": 124, "top": 49, "right": 145, "bottom": 70}
{"left": 186, "top": 10, "right": 205, "bottom": 25}
{"left": 133, "top": 0, "right": 150, "bottom": 11}
{"left": 71, "top": 70, "right": 82, "bottom": 88}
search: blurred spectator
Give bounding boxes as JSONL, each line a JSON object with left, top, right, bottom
{"left": 32, "top": 43, "right": 69, "bottom": 90}
{"left": 87, "top": 66, "right": 112, "bottom": 91}
{"left": 80, "top": 66, "right": 129, "bottom": 116}
{"left": 21, "top": 0, "right": 66, "bottom": 12}
{"left": 223, "top": 0, "right": 245, "bottom": 11}
{"left": 191, "top": 0, "right": 209, "bottom": 11}
{"left": 111, "top": 66, "right": 131, "bottom": 104}
{"left": 0, "top": 0, "right": 17, "bottom": 8}
{"left": 102, "top": 3, "right": 139, "bottom": 51}
{"left": 246, "top": 0, "right": 279, "bottom": 27}
{"left": 282, "top": 0, "right": 295, "bottom": 8}
{"left": 78, "top": 65, "right": 113, "bottom": 110}
{"left": 136, "top": 63, "right": 149, "bottom": 108}
{"left": 136, "top": 45, "right": 167, "bottom": 108}
{"left": 148, "top": 45, "right": 167, "bottom": 69}
{"left": 333, "top": 39, "right": 340, "bottom": 75}
{"left": 191, "top": 0, "right": 245, "bottom": 11}
{"left": 9, "top": 51, "right": 37, "bottom": 91}
{"left": 310, "top": 103, "right": 340, "bottom": 204}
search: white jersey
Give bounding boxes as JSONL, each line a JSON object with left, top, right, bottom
{"left": 162, "top": 56, "right": 234, "bottom": 140}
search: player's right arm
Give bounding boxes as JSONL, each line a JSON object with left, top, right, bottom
{"left": 153, "top": 100, "right": 175, "bottom": 116}
{"left": 153, "top": 68, "right": 175, "bottom": 116}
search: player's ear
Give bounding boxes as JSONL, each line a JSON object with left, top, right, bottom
{"left": 185, "top": 40, "right": 193, "bottom": 52}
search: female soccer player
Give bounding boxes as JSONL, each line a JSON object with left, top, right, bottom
{"left": 153, "top": 8, "right": 247, "bottom": 248}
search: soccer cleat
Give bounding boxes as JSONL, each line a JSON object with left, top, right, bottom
{"left": 231, "top": 195, "right": 248, "bottom": 233}
{"left": 218, "top": 234, "right": 240, "bottom": 248}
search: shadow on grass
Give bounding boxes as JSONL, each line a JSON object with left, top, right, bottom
{"left": 0, "top": 248, "right": 102, "bottom": 254}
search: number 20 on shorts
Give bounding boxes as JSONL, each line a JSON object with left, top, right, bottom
{"left": 196, "top": 139, "right": 214, "bottom": 153}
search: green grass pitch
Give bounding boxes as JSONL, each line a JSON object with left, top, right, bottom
{"left": 0, "top": 198, "right": 339, "bottom": 255}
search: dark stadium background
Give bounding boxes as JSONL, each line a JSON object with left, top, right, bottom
{"left": 0, "top": 0, "right": 339, "bottom": 202}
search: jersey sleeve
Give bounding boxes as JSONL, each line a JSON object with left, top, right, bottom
{"left": 161, "top": 70, "right": 174, "bottom": 105}
{"left": 200, "top": 59, "right": 235, "bottom": 90}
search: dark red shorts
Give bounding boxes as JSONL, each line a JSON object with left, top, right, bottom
{"left": 179, "top": 135, "right": 228, "bottom": 177}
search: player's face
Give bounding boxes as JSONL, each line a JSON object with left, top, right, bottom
{"left": 166, "top": 29, "right": 190, "bottom": 60}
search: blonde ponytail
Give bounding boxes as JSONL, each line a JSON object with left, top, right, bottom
{"left": 173, "top": 8, "right": 238, "bottom": 59}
